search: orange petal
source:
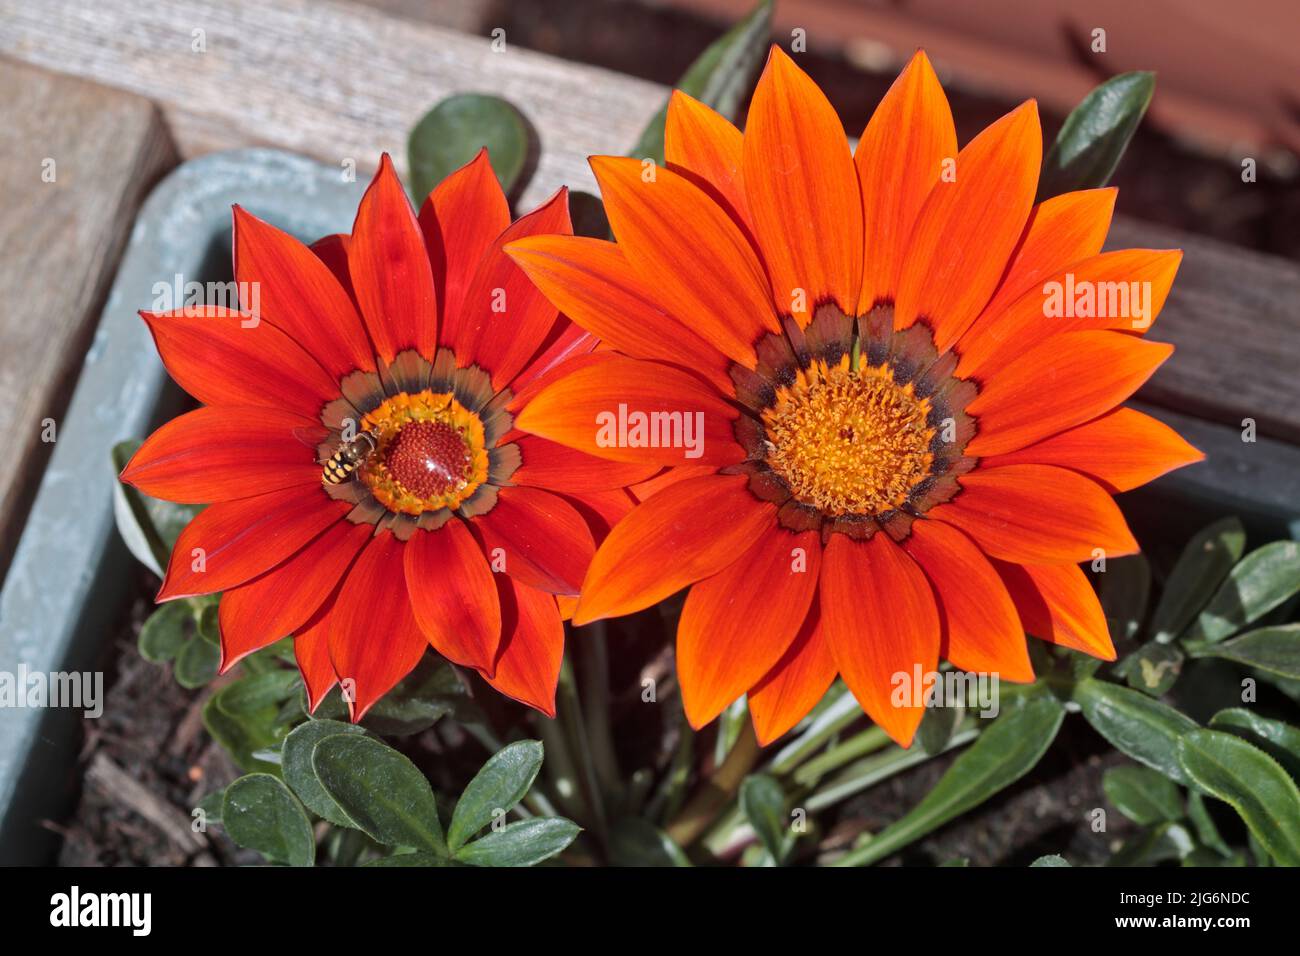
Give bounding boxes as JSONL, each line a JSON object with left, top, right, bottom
{"left": 471, "top": 486, "right": 595, "bottom": 595}
{"left": 121, "top": 406, "right": 323, "bottom": 503}
{"left": 505, "top": 234, "right": 732, "bottom": 392}
{"left": 855, "top": 49, "right": 957, "bottom": 313}
{"left": 328, "top": 532, "right": 430, "bottom": 721}
{"left": 558, "top": 488, "right": 635, "bottom": 543}
{"left": 976, "top": 188, "right": 1115, "bottom": 323}
{"left": 955, "top": 248, "right": 1183, "bottom": 377}
{"left": 930, "top": 464, "right": 1137, "bottom": 564}
{"left": 294, "top": 608, "right": 339, "bottom": 713}
{"left": 627, "top": 463, "right": 717, "bottom": 503}
{"left": 481, "top": 577, "right": 564, "bottom": 718}
{"left": 993, "top": 559, "right": 1115, "bottom": 660}
{"left": 232, "top": 207, "right": 375, "bottom": 378}
{"left": 347, "top": 154, "right": 438, "bottom": 363}
{"left": 894, "top": 100, "right": 1041, "bottom": 352}
{"left": 590, "top": 155, "right": 776, "bottom": 367}
{"left": 219, "top": 520, "right": 372, "bottom": 670}
{"left": 418, "top": 148, "right": 511, "bottom": 338}
{"left": 510, "top": 322, "right": 599, "bottom": 394}
{"left": 157, "top": 490, "right": 348, "bottom": 601}
{"left": 743, "top": 46, "right": 862, "bottom": 322}
{"left": 678, "top": 527, "right": 821, "bottom": 727}
{"left": 309, "top": 233, "right": 357, "bottom": 308}
{"left": 747, "top": 610, "right": 836, "bottom": 746}
{"left": 574, "top": 474, "right": 775, "bottom": 624}
{"left": 515, "top": 354, "right": 743, "bottom": 468}
{"left": 513, "top": 434, "right": 660, "bottom": 492}
{"left": 664, "top": 90, "right": 750, "bottom": 226}
{"left": 983, "top": 407, "right": 1203, "bottom": 492}
{"left": 965, "top": 330, "right": 1173, "bottom": 457}
{"left": 405, "top": 519, "right": 502, "bottom": 673}
{"left": 820, "top": 532, "right": 939, "bottom": 747}
{"left": 141, "top": 306, "right": 339, "bottom": 418}
{"left": 903, "top": 519, "right": 1033, "bottom": 682}
{"left": 454, "top": 188, "right": 571, "bottom": 390}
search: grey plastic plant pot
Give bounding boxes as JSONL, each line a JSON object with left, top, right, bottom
{"left": 0, "top": 149, "right": 364, "bottom": 864}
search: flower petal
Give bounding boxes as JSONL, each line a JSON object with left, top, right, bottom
{"left": 747, "top": 610, "right": 836, "bottom": 746}
{"left": 855, "top": 49, "right": 956, "bottom": 313}
{"left": 404, "top": 519, "right": 502, "bottom": 673}
{"left": 454, "top": 188, "right": 571, "bottom": 389}
{"left": 141, "top": 306, "right": 340, "bottom": 418}
{"left": 309, "top": 233, "right": 357, "bottom": 308}
{"left": 232, "top": 207, "right": 375, "bottom": 377}
{"left": 743, "top": 46, "right": 862, "bottom": 321}
{"left": 931, "top": 464, "right": 1137, "bottom": 564}
{"left": 678, "top": 527, "right": 821, "bottom": 727}
{"left": 903, "top": 519, "right": 1033, "bottom": 682}
{"left": 993, "top": 559, "right": 1115, "bottom": 659}
{"left": 665, "top": 90, "right": 750, "bottom": 226}
{"left": 328, "top": 532, "right": 430, "bottom": 720}
{"left": 121, "top": 406, "right": 323, "bottom": 503}
{"left": 983, "top": 407, "right": 1204, "bottom": 492}
{"left": 219, "top": 520, "right": 372, "bottom": 670}
{"left": 481, "top": 577, "right": 564, "bottom": 718}
{"left": 956, "top": 248, "right": 1183, "bottom": 378}
{"left": 965, "top": 330, "right": 1173, "bottom": 457}
{"left": 505, "top": 234, "right": 733, "bottom": 392}
{"left": 514, "top": 354, "right": 743, "bottom": 468}
{"left": 418, "top": 147, "right": 511, "bottom": 338}
{"left": 820, "top": 532, "right": 939, "bottom": 747}
{"left": 294, "top": 609, "right": 339, "bottom": 713}
{"left": 471, "top": 486, "right": 595, "bottom": 595}
{"left": 347, "top": 154, "right": 438, "bottom": 363}
{"left": 590, "top": 155, "right": 776, "bottom": 367}
{"left": 894, "top": 100, "right": 1041, "bottom": 352}
{"left": 574, "top": 474, "right": 775, "bottom": 624}
{"left": 513, "top": 434, "right": 660, "bottom": 492}
{"left": 158, "top": 490, "right": 348, "bottom": 601}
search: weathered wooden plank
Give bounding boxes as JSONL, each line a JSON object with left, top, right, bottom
{"left": 0, "top": 59, "right": 176, "bottom": 576}
{"left": 1, "top": 0, "right": 1295, "bottom": 448}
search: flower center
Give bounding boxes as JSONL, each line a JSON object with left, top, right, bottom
{"left": 357, "top": 390, "right": 489, "bottom": 515}
{"left": 762, "top": 360, "right": 935, "bottom": 516}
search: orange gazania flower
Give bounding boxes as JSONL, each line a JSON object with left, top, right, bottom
{"left": 121, "top": 152, "right": 647, "bottom": 719}
{"left": 506, "top": 48, "right": 1203, "bottom": 746}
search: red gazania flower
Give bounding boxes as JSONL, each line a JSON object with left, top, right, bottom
{"left": 505, "top": 48, "right": 1203, "bottom": 746}
{"left": 121, "top": 152, "right": 649, "bottom": 719}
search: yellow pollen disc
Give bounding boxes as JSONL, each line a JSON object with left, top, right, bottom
{"left": 358, "top": 390, "right": 489, "bottom": 515}
{"left": 761, "top": 357, "right": 935, "bottom": 516}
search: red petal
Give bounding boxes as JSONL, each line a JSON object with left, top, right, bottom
{"left": 481, "top": 577, "right": 564, "bottom": 717}
{"left": 294, "top": 608, "right": 339, "bottom": 713}
{"left": 993, "top": 559, "right": 1115, "bottom": 660}
{"left": 471, "top": 486, "right": 595, "bottom": 595}
{"left": 405, "top": 519, "right": 502, "bottom": 673}
{"left": 747, "top": 610, "right": 836, "bottom": 746}
{"left": 513, "top": 434, "right": 660, "bottom": 492}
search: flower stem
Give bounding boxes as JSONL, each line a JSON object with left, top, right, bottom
{"left": 665, "top": 720, "right": 761, "bottom": 847}
{"left": 557, "top": 655, "right": 609, "bottom": 846}
{"left": 791, "top": 725, "right": 892, "bottom": 787}
{"left": 575, "top": 622, "right": 622, "bottom": 802}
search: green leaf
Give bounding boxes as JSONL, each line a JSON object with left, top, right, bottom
{"left": 1187, "top": 624, "right": 1300, "bottom": 680}
{"left": 834, "top": 688, "right": 1064, "bottom": 866}
{"left": 739, "top": 774, "right": 788, "bottom": 863}
{"left": 453, "top": 818, "right": 580, "bottom": 867}
{"left": 447, "top": 740, "right": 544, "bottom": 851}
{"left": 138, "top": 601, "right": 196, "bottom": 663}
{"left": 408, "top": 93, "right": 528, "bottom": 202}
{"left": 1037, "top": 71, "right": 1154, "bottom": 201}
{"left": 202, "top": 687, "right": 283, "bottom": 774}
{"left": 1117, "top": 642, "right": 1184, "bottom": 697}
{"left": 1102, "top": 764, "right": 1184, "bottom": 824}
{"left": 357, "top": 657, "right": 467, "bottom": 736}
{"left": 362, "top": 851, "right": 456, "bottom": 868}
{"left": 1186, "top": 790, "right": 1232, "bottom": 858}
{"left": 281, "top": 719, "right": 369, "bottom": 827}
{"left": 917, "top": 703, "right": 963, "bottom": 756}
{"left": 112, "top": 440, "right": 202, "bottom": 576}
{"left": 219, "top": 669, "right": 301, "bottom": 714}
{"left": 174, "top": 634, "right": 220, "bottom": 689}
{"left": 1075, "top": 678, "right": 1198, "bottom": 785}
{"left": 1149, "top": 517, "right": 1246, "bottom": 643}
{"left": 1176, "top": 729, "right": 1300, "bottom": 866}
{"left": 1099, "top": 554, "right": 1151, "bottom": 644}
{"left": 1186, "top": 540, "right": 1300, "bottom": 644}
{"left": 1208, "top": 707, "right": 1300, "bottom": 781}
{"left": 1030, "top": 854, "right": 1070, "bottom": 867}
{"left": 312, "top": 734, "right": 447, "bottom": 855}
{"left": 222, "top": 773, "right": 315, "bottom": 866}
{"left": 608, "top": 817, "right": 692, "bottom": 867}
{"left": 195, "top": 788, "right": 225, "bottom": 826}
{"left": 196, "top": 603, "right": 220, "bottom": 645}
{"left": 628, "top": 0, "right": 773, "bottom": 165}
{"left": 1107, "top": 821, "right": 1195, "bottom": 866}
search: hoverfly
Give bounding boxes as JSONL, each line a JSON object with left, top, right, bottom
{"left": 320, "top": 431, "right": 378, "bottom": 485}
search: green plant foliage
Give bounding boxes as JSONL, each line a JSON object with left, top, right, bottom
{"left": 1075, "top": 678, "right": 1198, "bottom": 785}
{"left": 281, "top": 719, "right": 369, "bottom": 827}
{"left": 452, "top": 818, "right": 581, "bottom": 867}
{"left": 608, "top": 817, "right": 692, "bottom": 867}
{"left": 1030, "top": 854, "right": 1070, "bottom": 867}
{"left": 1102, "top": 765, "right": 1184, "bottom": 825}
{"left": 1149, "top": 517, "right": 1246, "bottom": 643}
{"left": 111, "top": 439, "right": 202, "bottom": 577}
{"left": 408, "top": 93, "right": 529, "bottom": 202}
{"left": 137, "top": 601, "right": 196, "bottom": 663}
{"left": 1037, "top": 71, "right": 1154, "bottom": 201}
{"left": 1187, "top": 624, "right": 1300, "bottom": 680}
{"left": 173, "top": 633, "right": 220, "bottom": 689}
{"left": 222, "top": 774, "right": 315, "bottom": 867}
{"left": 447, "top": 740, "right": 544, "bottom": 851}
{"left": 738, "top": 773, "right": 788, "bottom": 863}
{"left": 1208, "top": 708, "right": 1300, "bottom": 782}
{"left": 1186, "top": 541, "right": 1300, "bottom": 644}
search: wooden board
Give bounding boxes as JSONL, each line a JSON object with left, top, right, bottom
{"left": 0, "top": 0, "right": 1296, "bottom": 448}
{"left": 0, "top": 59, "right": 176, "bottom": 576}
